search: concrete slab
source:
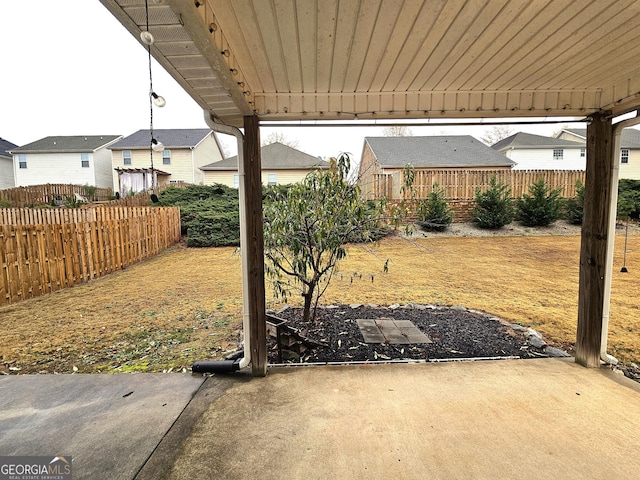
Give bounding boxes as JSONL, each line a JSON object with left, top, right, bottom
{"left": 0, "top": 373, "right": 205, "bottom": 480}
{"left": 163, "top": 359, "right": 640, "bottom": 480}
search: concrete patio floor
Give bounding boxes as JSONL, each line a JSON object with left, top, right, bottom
{"left": 2, "top": 358, "right": 640, "bottom": 479}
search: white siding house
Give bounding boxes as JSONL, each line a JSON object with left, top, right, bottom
{"left": 0, "top": 138, "right": 18, "bottom": 189}
{"left": 109, "top": 129, "right": 224, "bottom": 195}
{"left": 201, "top": 142, "right": 328, "bottom": 187}
{"left": 557, "top": 128, "right": 640, "bottom": 180}
{"left": 492, "top": 133, "right": 585, "bottom": 170}
{"left": 9, "top": 136, "right": 122, "bottom": 189}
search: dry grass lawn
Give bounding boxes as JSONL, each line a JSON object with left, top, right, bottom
{"left": 1, "top": 230, "right": 639, "bottom": 374}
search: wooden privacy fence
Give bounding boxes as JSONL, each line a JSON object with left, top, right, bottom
{"left": 361, "top": 169, "right": 586, "bottom": 200}
{"left": 0, "top": 184, "right": 114, "bottom": 207}
{"left": 0, "top": 206, "right": 181, "bottom": 306}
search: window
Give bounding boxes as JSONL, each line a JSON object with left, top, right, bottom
{"left": 233, "top": 174, "right": 239, "bottom": 188}
{"left": 123, "top": 150, "right": 132, "bottom": 165}
{"left": 267, "top": 173, "right": 277, "bottom": 186}
{"left": 621, "top": 149, "right": 629, "bottom": 164}
{"left": 162, "top": 150, "right": 171, "bottom": 165}
{"left": 81, "top": 153, "right": 89, "bottom": 168}
{"left": 553, "top": 149, "right": 564, "bottom": 160}
{"left": 580, "top": 148, "right": 586, "bottom": 158}
{"left": 18, "top": 154, "right": 27, "bottom": 169}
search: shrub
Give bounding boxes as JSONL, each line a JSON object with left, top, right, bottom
{"left": 617, "top": 179, "right": 640, "bottom": 219}
{"left": 158, "top": 184, "right": 240, "bottom": 247}
{"left": 516, "top": 178, "right": 563, "bottom": 227}
{"left": 0, "top": 198, "right": 12, "bottom": 208}
{"left": 472, "top": 176, "right": 514, "bottom": 229}
{"left": 415, "top": 183, "right": 453, "bottom": 232}
{"left": 564, "top": 180, "right": 585, "bottom": 225}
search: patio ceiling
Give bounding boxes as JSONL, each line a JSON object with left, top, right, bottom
{"left": 100, "top": 0, "right": 640, "bottom": 128}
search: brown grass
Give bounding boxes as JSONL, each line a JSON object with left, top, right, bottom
{"left": 1, "top": 232, "right": 639, "bottom": 374}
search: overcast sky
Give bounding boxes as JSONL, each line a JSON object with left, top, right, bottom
{"left": 1, "top": 0, "right": 589, "bottom": 165}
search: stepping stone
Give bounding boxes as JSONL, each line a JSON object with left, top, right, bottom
{"left": 356, "top": 319, "right": 432, "bottom": 345}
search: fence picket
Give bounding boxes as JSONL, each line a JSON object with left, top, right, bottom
{"left": 0, "top": 206, "right": 181, "bottom": 306}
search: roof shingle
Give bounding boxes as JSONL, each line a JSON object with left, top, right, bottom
{"left": 201, "top": 142, "right": 327, "bottom": 170}
{"left": 109, "top": 129, "right": 212, "bottom": 150}
{"left": 10, "top": 135, "right": 122, "bottom": 153}
{"left": 366, "top": 136, "right": 514, "bottom": 168}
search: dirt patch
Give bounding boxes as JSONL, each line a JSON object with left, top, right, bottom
{"left": 266, "top": 304, "right": 555, "bottom": 364}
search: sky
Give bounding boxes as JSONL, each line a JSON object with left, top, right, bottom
{"left": 1, "top": 0, "right": 590, "bottom": 166}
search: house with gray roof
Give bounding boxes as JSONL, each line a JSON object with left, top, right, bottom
{"left": 492, "top": 132, "right": 585, "bottom": 171}
{"left": 0, "top": 137, "right": 18, "bottom": 189}
{"left": 108, "top": 129, "right": 223, "bottom": 195}
{"left": 556, "top": 128, "right": 640, "bottom": 179}
{"left": 9, "top": 135, "right": 122, "bottom": 189}
{"left": 358, "top": 136, "right": 514, "bottom": 197}
{"left": 201, "top": 142, "right": 328, "bottom": 187}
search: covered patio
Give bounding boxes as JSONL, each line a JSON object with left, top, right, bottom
{"left": 99, "top": 0, "right": 640, "bottom": 376}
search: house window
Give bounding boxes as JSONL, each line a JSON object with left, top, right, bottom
{"left": 123, "top": 150, "right": 132, "bottom": 165}
{"left": 233, "top": 174, "right": 239, "bottom": 188}
{"left": 267, "top": 173, "right": 277, "bottom": 186}
{"left": 81, "top": 153, "right": 89, "bottom": 168}
{"left": 18, "top": 154, "right": 27, "bottom": 169}
{"left": 553, "top": 149, "right": 563, "bottom": 160}
{"left": 580, "top": 148, "right": 586, "bottom": 158}
{"left": 162, "top": 150, "right": 171, "bottom": 165}
{"left": 621, "top": 149, "right": 629, "bottom": 164}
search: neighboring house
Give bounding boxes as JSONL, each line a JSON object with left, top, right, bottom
{"left": 9, "top": 135, "right": 122, "bottom": 189}
{"left": 491, "top": 132, "right": 585, "bottom": 170}
{"left": 557, "top": 128, "right": 640, "bottom": 179}
{"left": 0, "top": 137, "right": 18, "bottom": 189}
{"left": 200, "top": 142, "right": 328, "bottom": 188}
{"left": 109, "top": 129, "right": 223, "bottom": 195}
{"left": 359, "top": 135, "right": 514, "bottom": 181}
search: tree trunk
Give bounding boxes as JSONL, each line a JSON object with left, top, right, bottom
{"left": 302, "top": 282, "right": 316, "bottom": 322}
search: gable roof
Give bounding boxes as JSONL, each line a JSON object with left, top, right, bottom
{"left": 559, "top": 128, "right": 640, "bottom": 148}
{"left": 365, "top": 136, "right": 514, "bottom": 169}
{"left": 201, "top": 142, "right": 328, "bottom": 171}
{"left": 492, "top": 132, "right": 584, "bottom": 152}
{"left": 10, "top": 135, "right": 121, "bottom": 154}
{"left": 0, "top": 137, "right": 18, "bottom": 159}
{"left": 109, "top": 129, "right": 212, "bottom": 150}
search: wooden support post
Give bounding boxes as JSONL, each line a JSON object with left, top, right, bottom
{"left": 243, "top": 115, "right": 267, "bottom": 376}
{"left": 576, "top": 112, "right": 613, "bottom": 367}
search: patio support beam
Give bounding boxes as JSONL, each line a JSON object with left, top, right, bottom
{"left": 576, "top": 112, "right": 614, "bottom": 367}
{"left": 243, "top": 114, "right": 267, "bottom": 376}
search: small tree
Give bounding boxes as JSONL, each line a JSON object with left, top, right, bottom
{"left": 516, "top": 179, "right": 563, "bottom": 227}
{"left": 415, "top": 183, "right": 453, "bottom": 232}
{"left": 263, "top": 153, "right": 380, "bottom": 321}
{"left": 564, "top": 180, "right": 585, "bottom": 225}
{"left": 472, "top": 176, "right": 514, "bottom": 229}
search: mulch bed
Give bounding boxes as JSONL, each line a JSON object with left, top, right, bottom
{"left": 266, "top": 304, "right": 552, "bottom": 364}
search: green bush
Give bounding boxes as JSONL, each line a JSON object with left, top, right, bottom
{"left": 564, "top": 180, "right": 585, "bottom": 225}
{"left": 516, "top": 178, "right": 563, "bottom": 227}
{"left": 158, "top": 184, "right": 240, "bottom": 247}
{"left": 415, "top": 183, "right": 453, "bottom": 232}
{"left": 186, "top": 210, "right": 239, "bottom": 247}
{"left": 472, "top": 176, "right": 514, "bottom": 229}
{"left": 617, "top": 179, "right": 640, "bottom": 219}
{"left": 0, "top": 198, "right": 12, "bottom": 208}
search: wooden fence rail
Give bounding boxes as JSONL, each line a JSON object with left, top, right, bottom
{"left": 0, "top": 206, "right": 181, "bottom": 307}
{"left": 360, "top": 169, "right": 586, "bottom": 200}
{"left": 0, "top": 184, "right": 114, "bottom": 207}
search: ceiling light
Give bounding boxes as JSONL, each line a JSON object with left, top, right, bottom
{"left": 140, "top": 30, "right": 155, "bottom": 45}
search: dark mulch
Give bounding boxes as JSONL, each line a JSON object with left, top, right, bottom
{"left": 266, "top": 304, "right": 552, "bottom": 364}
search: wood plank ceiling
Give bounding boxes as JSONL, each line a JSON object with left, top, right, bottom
{"left": 101, "top": 0, "right": 640, "bottom": 128}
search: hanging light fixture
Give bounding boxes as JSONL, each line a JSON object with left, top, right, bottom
{"left": 151, "top": 138, "right": 165, "bottom": 152}
{"left": 151, "top": 92, "right": 166, "bottom": 107}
